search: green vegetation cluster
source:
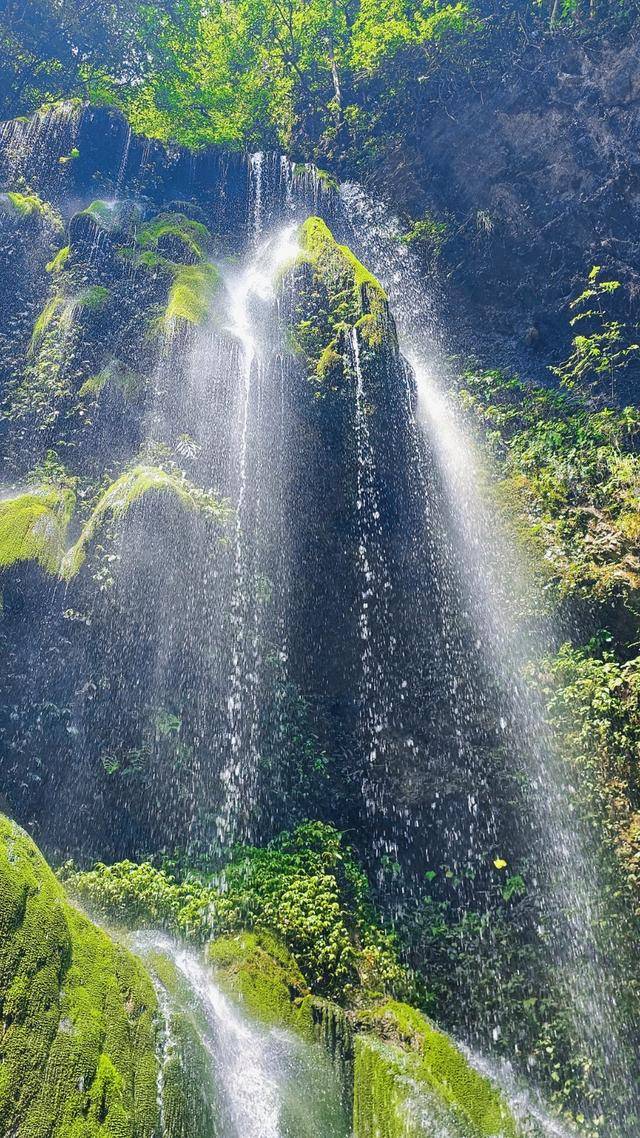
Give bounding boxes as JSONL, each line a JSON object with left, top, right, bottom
{"left": 3, "top": 0, "right": 635, "bottom": 158}
{"left": 286, "top": 216, "right": 390, "bottom": 388}
{"left": 64, "top": 821, "right": 412, "bottom": 1004}
{"left": 457, "top": 369, "right": 640, "bottom": 618}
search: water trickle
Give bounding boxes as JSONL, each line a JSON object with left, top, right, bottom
{"left": 349, "top": 327, "right": 396, "bottom": 857}
{"left": 217, "top": 224, "right": 299, "bottom": 843}
{"left": 249, "top": 151, "right": 265, "bottom": 241}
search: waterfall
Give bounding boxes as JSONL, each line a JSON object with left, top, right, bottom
{"left": 340, "top": 181, "right": 640, "bottom": 1133}
{"left": 218, "top": 224, "right": 299, "bottom": 843}
{"left": 1, "top": 101, "right": 637, "bottom": 1136}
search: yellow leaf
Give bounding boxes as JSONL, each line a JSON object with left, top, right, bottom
{"left": 493, "top": 858, "right": 508, "bottom": 870}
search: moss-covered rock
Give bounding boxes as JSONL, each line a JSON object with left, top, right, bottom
{"left": 208, "top": 931, "right": 315, "bottom": 1036}
{"left": 61, "top": 463, "right": 228, "bottom": 579}
{"left": 163, "top": 262, "right": 219, "bottom": 331}
{"left": 46, "top": 245, "right": 71, "bottom": 273}
{"left": 282, "top": 216, "right": 391, "bottom": 385}
{"left": 0, "top": 814, "right": 159, "bottom": 1137}
{"left": 207, "top": 935, "right": 526, "bottom": 1136}
{"left": 354, "top": 1001, "right": 522, "bottom": 1138}
{"left": 0, "top": 484, "right": 75, "bottom": 574}
{"left": 136, "top": 212, "right": 211, "bottom": 263}
{"left": 141, "top": 952, "right": 222, "bottom": 1138}
{"left": 0, "top": 191, "right": 62, "bottom": 229}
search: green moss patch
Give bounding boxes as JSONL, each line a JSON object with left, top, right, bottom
{"left": 0, "top": 191, "right": 61, "bottom": 229}
{"left": 46, "top": 245, "right": 71, "bottom": 273}
{"left": 136, "top": 212, "right": 211, "bottom": 263}
{"left": 355, "top": 1001, "right": 520, "bottom": 1138}
{"left": 0, "top": 814, "right": 159, "bottom": 1137}
{"left": 163, "top": 262, "right": 219, "bottom": 330}
{"left": 208, "top": 931, "right": 314, "bottom": 1035}
{"left": 61, "top": 463, "right": 228, "bottom": 579}
{"left": 0, "top": 485, "right": 75, "bottom": 575}
{"left": 283, "top": 216, "right": 391, "bottom": 385}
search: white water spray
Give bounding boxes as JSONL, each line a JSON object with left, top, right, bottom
{"left": 340, "top": 180, "right": 638, "bottom": 1132}
{"left": 218, "top": 224, "right": 299, "bottom": 842}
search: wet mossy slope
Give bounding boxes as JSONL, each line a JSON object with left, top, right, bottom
{"left": 0, "top": 814, "right": 159, "bottom": 1137}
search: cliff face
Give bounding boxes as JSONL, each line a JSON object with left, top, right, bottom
{"left": 349, "top": 36, "right": 640, "bottom": 383}
{"left": 0, "top": 107, "right": 472, "bottom": 869}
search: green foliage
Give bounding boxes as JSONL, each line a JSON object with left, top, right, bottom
{"left": 78, "top": 358, "right": 145, "bottom": 401}
{"left": 551, "top": 267, "right": 640, "bottom": 402}
{"left": 349, "top": 0, "right": 473, "bottom": 76}
{"left": 400, "top": 212, "right": 449, "bottom": 254}
{"left": 456, "top": 367, "right": 640, "bottom": 618}
{"left": 64, "top": 822, "right": 411, "bottom": 1003}
{"left": 1, "top": 0, "right": 635, "bottom": 152}
{"left": 404, "top": 867, "right": 604, "bottom": 1129}
{"left": 0, "top": 814, "right": 159, "bottom": 1137}
{"left": 354, "top": 1001, "right": 520, "bottom": 1137}
{"left": 543, "top": 640, "right": 640, "bottom": 909}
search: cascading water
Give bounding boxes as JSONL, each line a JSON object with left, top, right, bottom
{"left": 218, "top": 223, "right": 300, "bottom": 843}
{"left": 133, "top": 933, "right": 350, "bottom": 1138}
{"left": 348, "top": 325, "right": 402, "bottom": 867}
{"left": 1, "top": 99, "right": 637, "bottom": 1138}
{"left": 340, "top": 181, "right": 640, "bottom": 1133}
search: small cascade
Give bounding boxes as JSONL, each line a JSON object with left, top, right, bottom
{"left": 0, "top": 100, "right": 83, "bottom": 183}
{"left": 133, "top": 934, "right": 350, "bottom": 1138}
{"left": 349, "top": 327, "right": 396, "bottom": 858}
{"left": 217, "top": 224, "right": 299, "bottom": 843}
{"left": 115, "top": 122, "right": 132, "bottom": 198}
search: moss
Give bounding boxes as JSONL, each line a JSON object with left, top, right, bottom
{"left": 0, "top": 814, "right": 159, "bottom": 1137}
{"left": 46, "top": 245, "right": 71, "bottom": 273}
{"left": 208, "top": 931, "right": 315, "bottom": 1036}
{"left": 355, "top": 1001, "right": 520, "bottom": 1138}
{"left": 292, "top": 163, "right": 339, "bottom": 192}
{"left": 136, "top": 212, "right": 211, "bottom": 262}
{"left": 3, "top": 191, "right": 46, "bottom": 218}
{"left": 283, "top": 216, "right": 390, "bottom": 384}
{"left": 141, "top": 953, "right": 222, "bottom": 1138}
{"left": 58, "top": 147, "right": 80, "bottom": 165}
{"left": 77, "top": 284, "right": 111, "bottom": 311}
{"left": 29, "top": 294, "right": 74, "bottom": 354}
{"left": 1, "top": 191, "right": 63, "bottom": 231}
{"left": 61, "top": 463, "right": 228, "bottom": 579}
{"left": 79, "top": 359, "right": 144, "bottom": 401}
{"left": 163, "top": 262, "right": 219, "bottom": 330}
{"left": 0, "top": 485, "right": 75, "bottom": 574}
{"left": 78, "top": 199, "right": 124, "bottom": 232}
{"left": 297, "top": 217, "right": 385, "bottom": 300}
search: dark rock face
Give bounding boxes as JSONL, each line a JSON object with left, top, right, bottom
{"left": 353, "top": 39, "right": 640, "bottom": 385}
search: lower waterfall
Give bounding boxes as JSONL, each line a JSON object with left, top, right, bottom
{"left": 133, "top": 934, "right": 351, "bottom": 1138}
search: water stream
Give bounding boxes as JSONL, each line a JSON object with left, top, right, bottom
{"left": 133, "top": 933, "right": 350, "bottom": 1138}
